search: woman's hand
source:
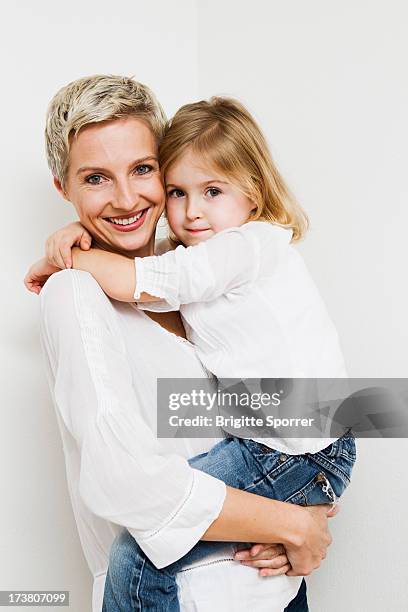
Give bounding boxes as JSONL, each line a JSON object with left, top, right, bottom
{"left": 46, "top": 221, "right": 92, "bottom": 269}
{"left": 24, "top": 258, "right": 61, "bottom": 294}
{"left": 284, "top": 504, "right": 338, "bottom": 576}
{"left": 234, "top": 503, "right": 339, "bottom": 577}
{"left": 235, "top": 543, "right": 291, "bottom": 577}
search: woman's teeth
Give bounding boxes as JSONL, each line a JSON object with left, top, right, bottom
{"left": 109, "top": 211, "right": 144, "bottom": 225}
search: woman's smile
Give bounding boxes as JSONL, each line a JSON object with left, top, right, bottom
{"left": 103, "top": 206, "right": 151, "bottom": 232}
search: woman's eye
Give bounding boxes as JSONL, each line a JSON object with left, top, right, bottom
{"left": 135, "top": 164, "right": 153, "bottom": 175}
{"left": 206, "top": 187, "right": 221, "bottom": 198}
{"left": 86, "top": 174, "right": 105, "bottom": 185}
{"left": 168, "top": 188, "right": 185, "bottom": 198}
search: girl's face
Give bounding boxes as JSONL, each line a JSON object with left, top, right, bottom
{"left": 165, "top": 148, "right": 256, "bottom": 246}
{"left": 57, "top": 117, "right": 165, "bottom": 258}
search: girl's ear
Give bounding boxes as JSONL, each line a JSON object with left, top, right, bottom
{"left": 249, "top": 200, "right": 258, "bottom": 217}
{"left": 53, "top": 176, "right": 70, "bottom": 201}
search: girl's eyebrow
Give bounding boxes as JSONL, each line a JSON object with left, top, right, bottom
{"left": 166, "top": 179, "right": 228, "bottom": 188}
{"left": 76, "top": 155, "right": 158, "bottom": 176}
{"left": 200, "top": 179, "right": 228, "bottom": 186}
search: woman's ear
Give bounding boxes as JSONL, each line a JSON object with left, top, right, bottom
{"left": 53, "top": 176, "right": 70, "bottom": 201}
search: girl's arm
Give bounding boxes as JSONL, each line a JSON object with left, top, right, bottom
{"left": 71, "top": 247, "right": 158, "bottom": 302}
{"left": 24, "top": 222, "right": 96, "bottom": 294}
{"left": 26, "top": 222, "right": 287, "bottom": 305}
{"left": 24, "top": 247, "right": 158, "bottom": 300}
{"left": 70, "top": 223, "right": 289, "bottom": 307}
{"left": 133, "top": 223, "right": 290, "bottom": 310}
{"left": 46, "top": 221, "right": 92, "bottom": 269}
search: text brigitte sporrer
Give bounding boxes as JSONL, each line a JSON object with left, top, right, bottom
{"left": 168, "top": 414, "right": 315, "bottom": 429}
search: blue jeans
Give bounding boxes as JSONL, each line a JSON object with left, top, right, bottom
{"left": 103, "top": 434, "right": 356, "bottom": 611}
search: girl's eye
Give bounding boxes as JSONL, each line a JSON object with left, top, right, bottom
{"left": 86, "top": 174, "right": 105, "bottom": 185}
{"left": 167, "top": 188, "right": 185, "bottom": 198}
{"left": 135, "top": 164, "right": 153, "bottom": 175}
{"left": 206, "top": 187, "right": 221, "bottom": 198}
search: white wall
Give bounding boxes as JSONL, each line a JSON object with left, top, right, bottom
{"left": 0, "top": 2, "right": 198, "bottom": 610}
{"left": 2, "top": 1, "right": 407, "bottom": 610}
{"left": 197, "top": 1, "right": 408, "bottom": 609}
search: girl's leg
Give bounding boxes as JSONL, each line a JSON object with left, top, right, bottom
{"left": 103, "top": 438, "right": 249, "bottom": 611}
{"left": 102, "top": 435, "right": 308, "bottom": 610}
{"left": 103, "top": 529, "right": 180, "bottom": 612}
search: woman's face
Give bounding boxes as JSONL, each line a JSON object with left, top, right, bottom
{"left": 58, "top": 117, "right": 165, "bottom": 257}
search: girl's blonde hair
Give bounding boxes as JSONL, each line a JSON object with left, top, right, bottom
{"left": 159, "top": 97, "right": 308, "bottom": 241}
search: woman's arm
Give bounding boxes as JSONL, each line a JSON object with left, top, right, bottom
{"left": 39, "top": 268, "right": 332, "bottom": 575}
{"left": 205, "top": 485, "right": 335, "bottom": 577}
{"left": 40, "top": 268, "right": 225, "bottom": 568}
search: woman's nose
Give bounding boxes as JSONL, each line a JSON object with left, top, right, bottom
{"left": 113, "top": 180, "right": 140, "bottom": 211}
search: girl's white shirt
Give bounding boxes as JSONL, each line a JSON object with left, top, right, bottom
{"left": 135, "top": 221, "right": 347, "bottom": 455}
{"left": 40, "top": 268, "right": 301, "bottom": 612}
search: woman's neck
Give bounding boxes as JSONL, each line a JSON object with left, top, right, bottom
{"left": 92, "top": 234, "right": 156, "bottom": 259}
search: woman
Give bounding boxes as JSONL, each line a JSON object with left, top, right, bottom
{"left": 25, "top": 74, "right": 334, "bottom": 611}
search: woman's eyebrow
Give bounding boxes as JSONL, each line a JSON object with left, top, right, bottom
{"left": 76, "top": 155, "right": 158, "bottom": 175}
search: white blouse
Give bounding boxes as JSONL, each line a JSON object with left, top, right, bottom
{"left": 135, "top": 221, "right": 347, "bottom": 455}
{"left": 40, "top": 268, "right": 301, "bottom": 611}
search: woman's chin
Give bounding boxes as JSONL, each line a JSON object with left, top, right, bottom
{"left": 108, "top": 226, "right": 156, "bottom": 255}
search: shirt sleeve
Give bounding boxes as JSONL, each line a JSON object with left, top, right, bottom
{"left": 39, "top": 269, "right": 226, "bottom": 568}
{"left": 134, "top": 222, "right": 292, "bottom": 312}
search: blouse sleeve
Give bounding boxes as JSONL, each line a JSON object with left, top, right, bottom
{"left": 39, "top": 269, "right": 226, "bottom": 568}
{"left": 134, "top": 222, "right": 292, "bottom": 311}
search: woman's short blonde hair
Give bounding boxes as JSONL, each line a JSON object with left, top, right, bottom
{"left": 159, "top": 97, "right": 308, "bottom": 241}
{"left": 45, "top": 74, "right": 167, "bottom": 187}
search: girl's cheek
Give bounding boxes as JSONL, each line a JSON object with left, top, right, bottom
{"left": 149, "top": 176, "right": 166, "bottom": 203}
{"left": 166, "top": 204, "right": 181, "bottom": 227}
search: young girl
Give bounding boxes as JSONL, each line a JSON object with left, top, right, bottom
{"left": 27, "top": 97, "right": 355, "bottom": 610}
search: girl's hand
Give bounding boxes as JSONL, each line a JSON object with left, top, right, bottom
{"left": 234, "top": 543, "right": 291, "bottom": 577}
{"left": 45, "top": 221, "right": 92, "bottom": 269}
{"left": 24, "top": 258, "right": 61, "bottom": 294}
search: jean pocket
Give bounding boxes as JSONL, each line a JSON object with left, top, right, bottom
{"left": 286, "top": 471, "right": 340, "bottom": 506}
{"left": 309, "top": 441, "right": 355, "bottom": 489}
{"left": 240, "top": 439, "right": 297, "bottom": 481}
{"left": 340, "top": 435, "right": 357, "bottom": 462}
{"left": 319, "top": 432, "right": 356, "bottom": 462}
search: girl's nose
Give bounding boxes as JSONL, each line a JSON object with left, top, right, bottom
{"left": 185, "top": 197, "right": 203, "bottom": 220}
